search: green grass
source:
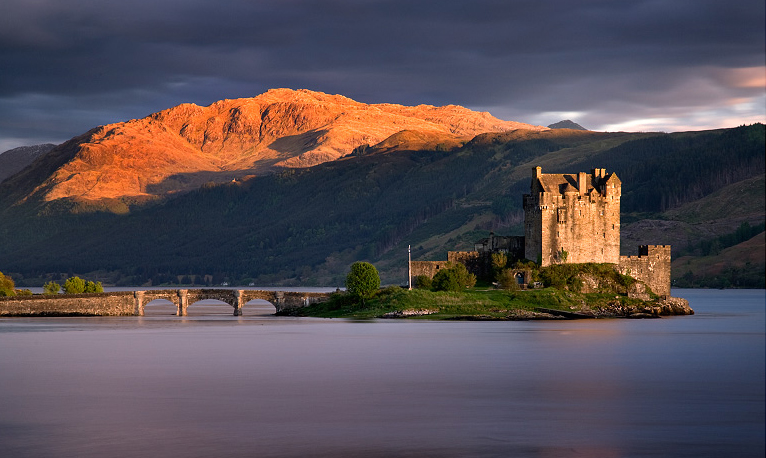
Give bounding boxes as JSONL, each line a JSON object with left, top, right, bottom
{"left": 281, "top": 286, "right": 652, "bottom": 320}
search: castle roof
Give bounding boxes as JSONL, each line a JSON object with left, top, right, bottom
{"left": 536, "top": 174, "right": 592, "bottom": 194}
{"left": 533, "top": 168, "right": 620, "bottom": 196}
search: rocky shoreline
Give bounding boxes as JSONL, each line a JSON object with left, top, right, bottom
{"left": 378, "top": 296, "right": 693, "bottom": 321}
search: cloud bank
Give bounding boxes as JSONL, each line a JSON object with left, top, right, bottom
{"left": 1, "top": 0, "right": 764, "bottom": 151}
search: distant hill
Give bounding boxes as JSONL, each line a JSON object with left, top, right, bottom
{"left": 0, "top": 89, "right": 545, "bottom": 208}
{"left": 0, "top": 121, "right": 762, "bottom": 288}
{"left": 548, "top": 120, "right": 587, "bottom": 130}
{"left": 0, "top": 143, "right": 56, "bottom": 183}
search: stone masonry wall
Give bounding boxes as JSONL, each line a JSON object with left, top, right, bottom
{"left": 0, "top": 292, "right": 136, "bottom": 316}
{"left": 524, "top": 168, "right": 621, "bottom": 266}
{"left": 538, "top": 191, "right": 620, "bottom": 266}
{"left": 411, "top": 261, "right": 449, "bottom": 282}
{"left": 448, "top": 251, "right": 488, "bottom": 278}
{"left": 618, "top": 245, "right": 672, "bottom": 297}
{"left": 0, "top": 289, "right": 333, "bottom": 316}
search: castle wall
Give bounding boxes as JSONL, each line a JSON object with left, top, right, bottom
{"left": 475, "top": 234, "right": 525, "bottom": 260}
{"left": 524, "top": 168, "right": 620, "bottom": 266}
{"left": 411, "top": 261, "right": 448, "bottom": 280}
{"left": 618, "top": 245, "right": 671, "bottom": 297}
{"left": 411, "top": 251, "right": 488, "bottom": 282}
{"left": 448, "top": 251, "right": 487, "bottom": 277}
{"left": 524, "top": 194, "right": 543, "bottom": 263}
{"left": 538, "top": 192, "right": 620, "bottom": 265}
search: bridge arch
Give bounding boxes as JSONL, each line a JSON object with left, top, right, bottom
{"left": 133, "top": 289, "right": 331, "bottom": 316}
{"left": 142, "top": 298, "right": 178, "bottom": 315}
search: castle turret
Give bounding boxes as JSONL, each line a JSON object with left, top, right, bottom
{"left": 523, "top": 166, "right": 620, "bottom": 266}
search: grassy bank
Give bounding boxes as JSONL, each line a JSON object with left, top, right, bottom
{"left": 280, "top": 286, "right": 683, "bottom": 320}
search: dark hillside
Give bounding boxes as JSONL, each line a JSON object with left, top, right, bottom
{"left": 570, "top": 124, "right": 765, "bottom": 213}
{"left": 0, "top": 125, "right": 763, "bottom": 287}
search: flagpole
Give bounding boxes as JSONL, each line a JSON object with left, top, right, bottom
{"left": 408, "top": 245, "right": 412, "bottom": 290}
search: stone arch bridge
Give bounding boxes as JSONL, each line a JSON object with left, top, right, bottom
{"left": 0, "top": 289, "right": 334, "bottom": 317}
{"left": 136, "top": 289, "right": 333, "bottom": 316}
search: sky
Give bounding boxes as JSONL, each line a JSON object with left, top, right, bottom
{"left": 1, "top": 0, "right": 764, "bottom": 152}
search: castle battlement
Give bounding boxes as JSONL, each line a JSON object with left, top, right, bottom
{"left": 524, "top": 166, "right": 621, "bottom": 266}
{"left": 412, "top": 166, "right": 673, "bottom": 297}
{"left": 618, "top": 245, "right": 672, "bottom": 297}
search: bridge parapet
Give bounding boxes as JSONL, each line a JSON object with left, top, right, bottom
{"left": 134, "top": 289, "right": 333, "bottom": 316}
{"left": 2, "top": 289, "right": 333, "bottom": 317}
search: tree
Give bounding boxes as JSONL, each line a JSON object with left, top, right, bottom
{"left": 84, "top": 280, "right": 104, "bottom": 293}
{"left": 0, "top": 272, "right": 15, "bottom": 296}
{"left": 43, "top": 281, "right": 61, "bottom": 294}
{"left": 491, "top": 252, "right": 508, "bottom": 277}
{"left": 345, "top": 262, "right": 380, "bottom": 300}
{"left": 414, "top": 275, "right": 432, "bottom": 289}
{"left": 432, "top": 263, "right": 476, "bottom": 292}
{"left": 496, "top": 268, "right": 520, "bottom": 291}
{"left": 63, "top": 276, "right": 86, "bottom": 294}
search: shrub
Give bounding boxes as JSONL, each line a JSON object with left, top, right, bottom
{"left": 84, "top": 280, "right": 104, "bottom": 293}
{"left": 432, "top": 263, "right": 476, "bottom": 292}
{"left": 414, "top": 275, "right": 432, "bottom": 289}
{"left": 491, "top": 252, "right": 508, "bottom": 274}
{"left": 496, "top": 268, "right": 520, "bottom": 290}
{"left": 43, "top": 281, "right": 61, "bottom": 294}
{"left": 432, "top": 269, "right": 461, "bottom": 291}
{"left": 63, "top": 276, "right": 86, "bottom": 294}
{"left": 0, "top": 272, "right": 15, "bottom": 297}
{"left": 345, "top": 262, "right": 380, "bottom": 300}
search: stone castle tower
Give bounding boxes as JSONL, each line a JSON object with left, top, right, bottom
{"left": 524, "top": 166, "right": 621, "bottom": 266}
{"left": 412, "top": 165, "right": 672, "bottom": 297}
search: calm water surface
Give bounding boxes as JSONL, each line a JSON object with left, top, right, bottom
{"left": 0, "top": 289, "right": 763, "bottom": 457}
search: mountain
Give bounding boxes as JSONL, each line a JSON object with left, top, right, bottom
{"left": 1, "top": 89, "right": 545, "bottom": 209}
{"left": 0, "top": 143, "right": 56, "bottom": 183}
{"left": 0, "top": 121, "right": 762, "bottom": 288}
{"left": 548, "top": 120, "right": 587, "bottom": 130}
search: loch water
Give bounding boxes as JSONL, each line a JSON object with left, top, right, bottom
{"left": 0, "top": 289, "right": 763, "bottom": 458}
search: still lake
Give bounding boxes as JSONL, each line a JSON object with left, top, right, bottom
{"left": 0, "top": 288, "right": 763, "bottom": 458}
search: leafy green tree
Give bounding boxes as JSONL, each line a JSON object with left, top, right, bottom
{"left": 345, "top": 262, "right": 380, "bottom": 300}
{"left": 432, "top": 263, "right": 476, "bottom": 292}
{"left": 43, "top": 281, "right": 61, "bottom": 294}
{"left": 84, "top": 280, "right": 104, "bottom": 293}
{"left": 63, "top": 276, "right": 86, "bottom": 294}
{"left": 432, "top": 269, "right": 461, "bottom": 291}
{"left": 491, "top": 252, "right": 508, "bottom": 270}
{"left": 496, "top": 268, "right": 520, "bottom": 290}
{"left": 414, "top": 275, "right": 432, "bottom": 289}
{"left": 0, "top": 272, "right": 15, "bottom": 296}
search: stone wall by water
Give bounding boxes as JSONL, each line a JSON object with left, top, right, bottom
{"left": 0, "top": 292, "right": 135, "bottom": 316}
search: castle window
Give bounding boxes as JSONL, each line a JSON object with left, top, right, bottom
{"left": 557, "top": 208, "right": 566, "bottom": 223}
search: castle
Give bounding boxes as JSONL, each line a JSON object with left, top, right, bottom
{"left": 411, "top": 166, "right": 671, "bottom": 297}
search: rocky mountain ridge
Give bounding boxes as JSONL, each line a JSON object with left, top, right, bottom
{"left": 6, "top": 89, "right": 545, "bottom": 205}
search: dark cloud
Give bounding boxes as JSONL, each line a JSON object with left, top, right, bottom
{"left": 1, "top": 0, "right": 764, "bottom": 151}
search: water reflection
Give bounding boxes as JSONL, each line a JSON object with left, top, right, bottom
{"left": 142, "top": 298, "right": 278, "bottom": 316}
{"left": 0, "top": 289, "right": 763, "bottom": 458}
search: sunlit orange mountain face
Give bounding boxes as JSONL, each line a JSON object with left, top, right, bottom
{"left": 9, "top": 89, "right": 545, "bottom": 207}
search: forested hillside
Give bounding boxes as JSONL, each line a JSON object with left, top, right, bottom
{"left": 0, "top": 124, "right": 763, "bottom": 287}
